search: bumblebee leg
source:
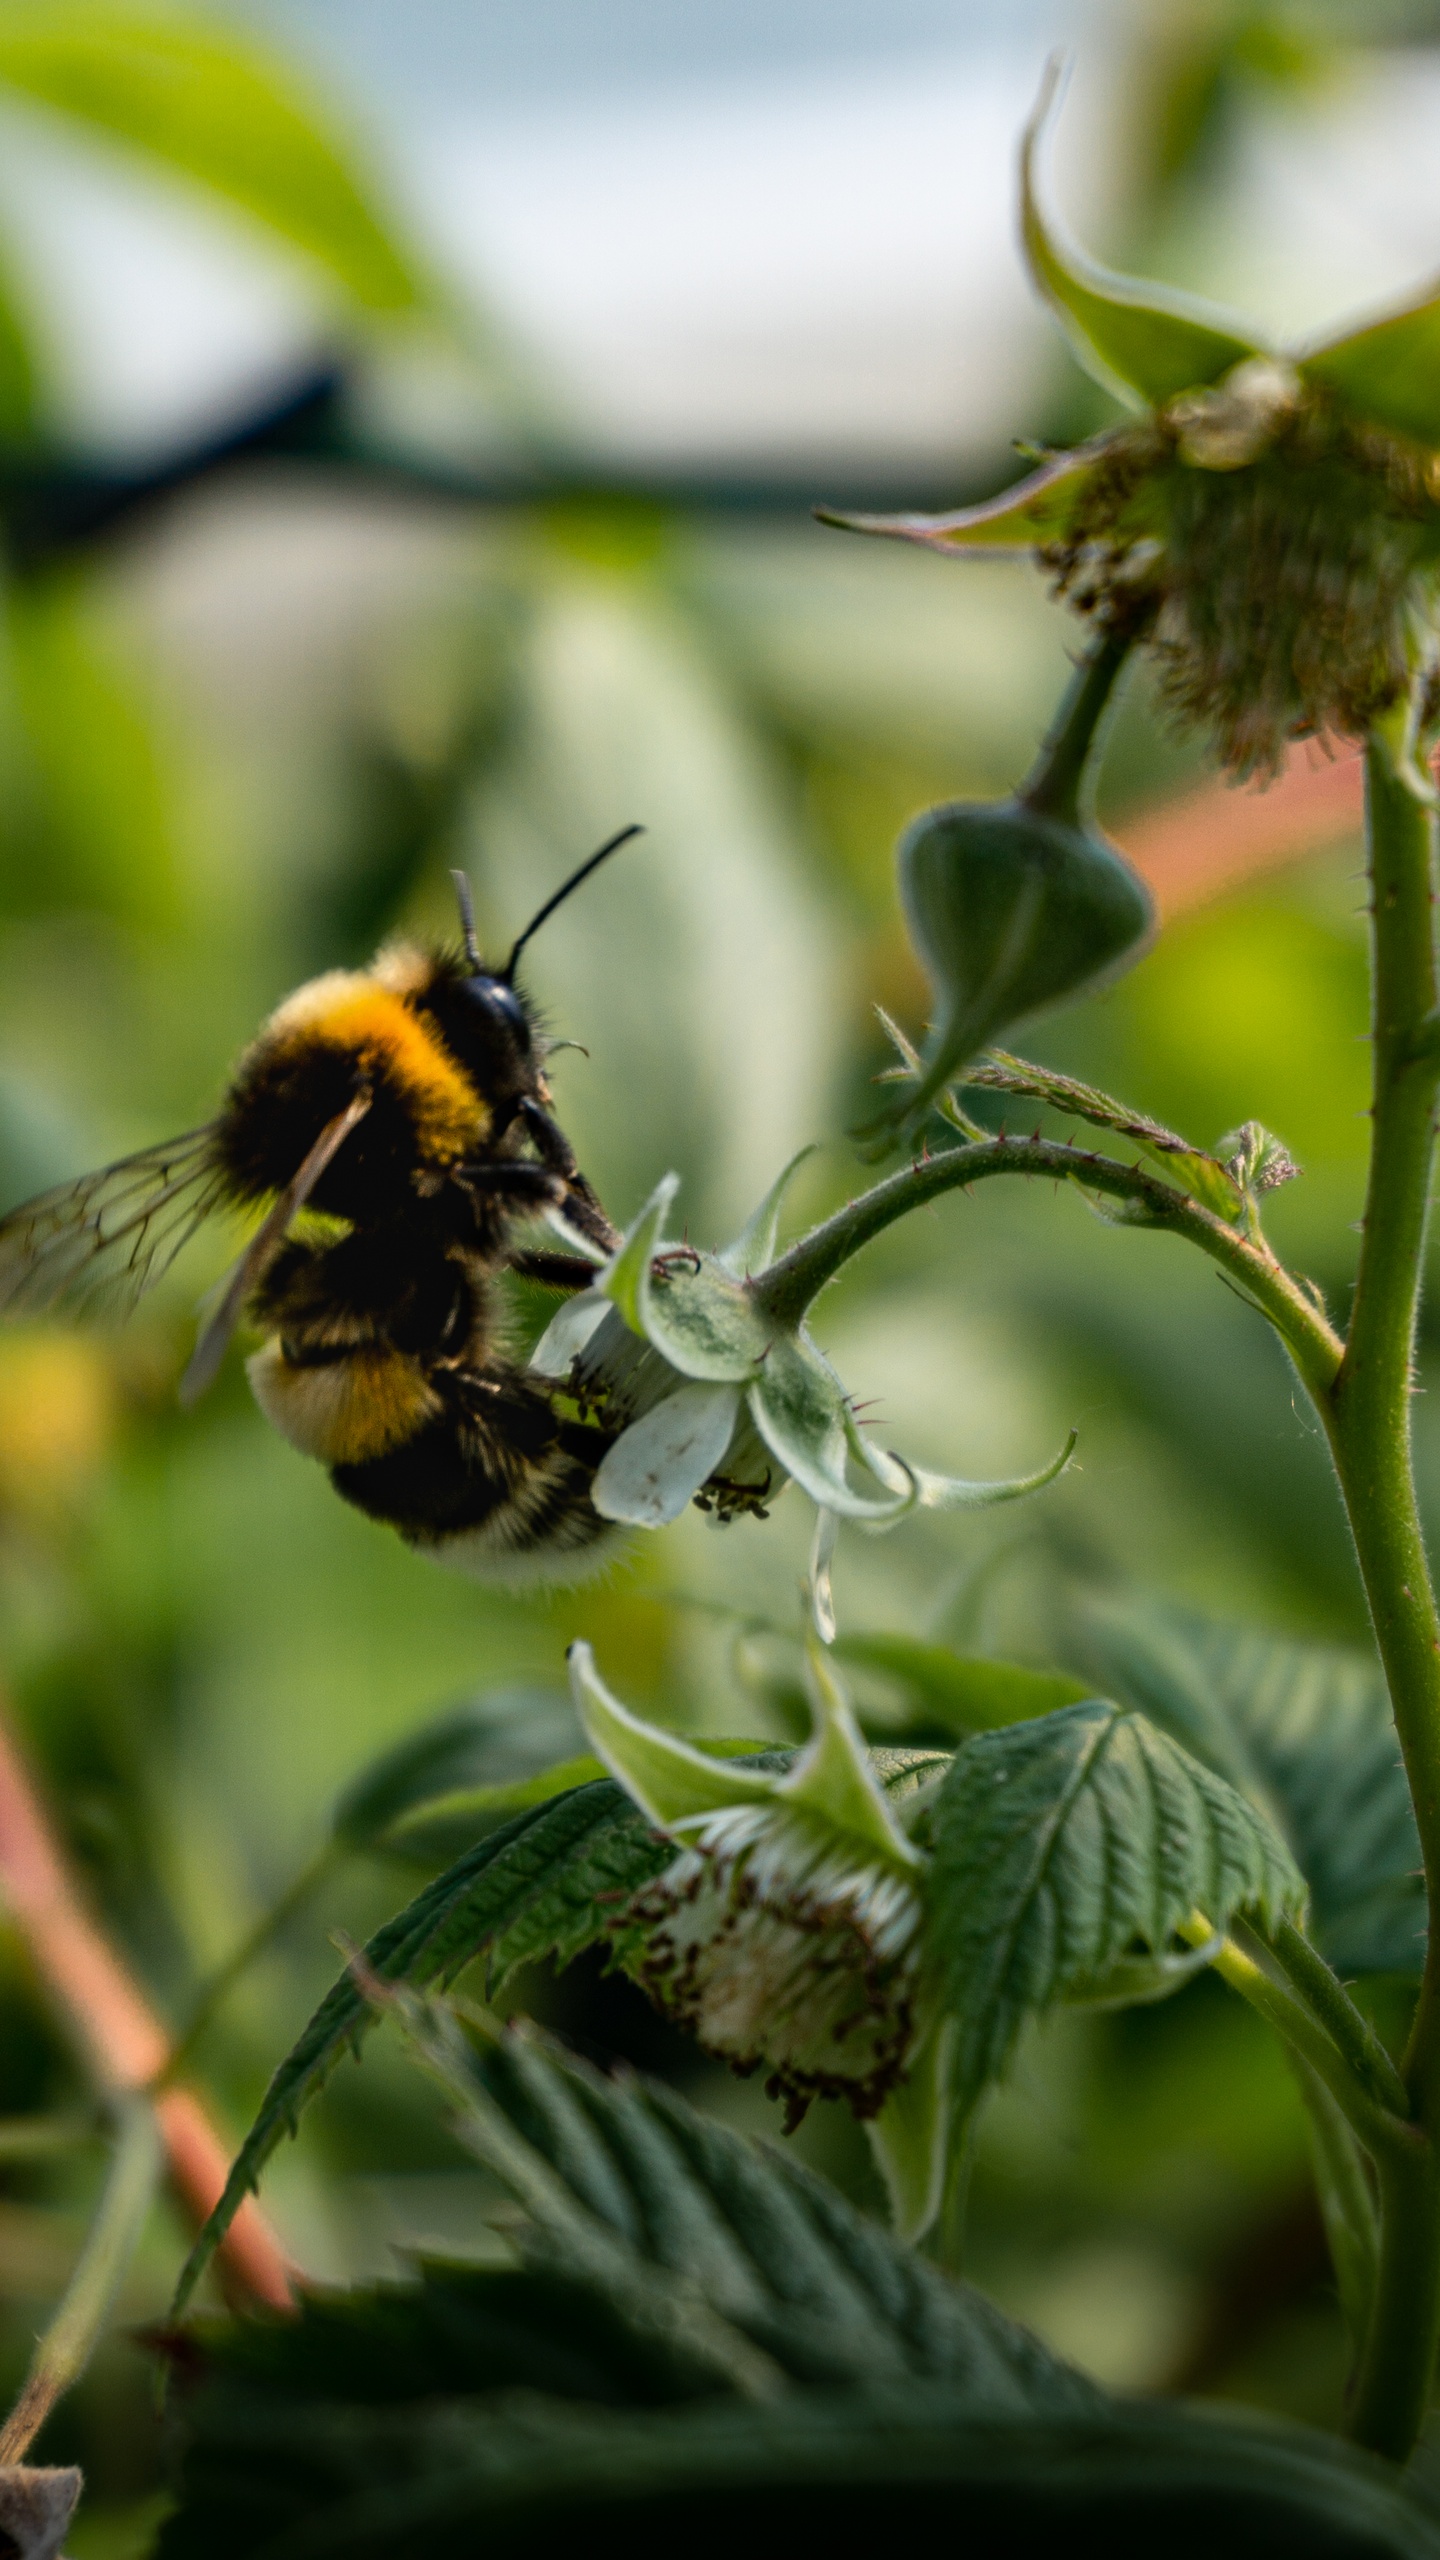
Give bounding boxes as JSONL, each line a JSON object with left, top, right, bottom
{"left": 516, "top": 1098, "right": 620, "bottom": 1254}
{"left": 517, "top": 1096, "right": 578, "bottom": 1177}
{"left": 509, "top": 1249, "right": 603, "bottom": 1292}
{"left": 456, "top": 1162, "right": 566, "bottom": 1209}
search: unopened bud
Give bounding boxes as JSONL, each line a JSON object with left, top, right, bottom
{"left": 875, "top": 634, "right": 1152, "bottom": 1137}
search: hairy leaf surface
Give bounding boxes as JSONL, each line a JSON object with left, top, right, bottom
{"left": 0, "top": 5, "right": 428, "bottom": 311}
{"left": 160, "top": 2020, "right": 1440, "bottom": 2559}
{"left": 931, "top": 1701, "right": 1306, "bottom": 2121}
{"left": 1065, "top": 1602, "right": 1424, "bottom": 1976}
{"left": 172, "top": 1783, "right": 673, "bottom": 2309}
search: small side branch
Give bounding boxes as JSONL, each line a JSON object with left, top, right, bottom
{"left": 0, "top": 2096, "right": 159, "bottom": 2464}
{"left": 752, "top": 1133, "right": 1342, "bottom": 1400}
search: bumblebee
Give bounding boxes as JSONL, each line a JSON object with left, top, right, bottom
{"left": 0, "top": 831, "right": 640, "bottom": 1584}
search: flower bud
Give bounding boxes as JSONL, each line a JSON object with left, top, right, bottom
{"left": 873, "top": 634, "right": 1152, "bottom": 1138}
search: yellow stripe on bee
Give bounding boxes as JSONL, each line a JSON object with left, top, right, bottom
{"left": 246, "top": 1339, "right": 441, "bottom": 1465}
{"left": 261, "top": 967, "right": 486, "bottom": 1158}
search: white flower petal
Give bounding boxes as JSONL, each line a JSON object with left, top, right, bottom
{"left": 591, "top": 1381, "right": 743, "bottom": 1527}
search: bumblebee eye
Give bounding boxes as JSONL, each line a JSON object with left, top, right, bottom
{"left": 460, "top": 975, "right": 530, "bottom": 1046}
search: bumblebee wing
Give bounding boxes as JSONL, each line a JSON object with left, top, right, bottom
{"left": 0, "top": 1127, "right": 227, "bottom": 1321}
{"left": 179, "top": 1090, "right": 372, "bottom": 1407}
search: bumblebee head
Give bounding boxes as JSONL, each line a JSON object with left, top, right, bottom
{"left": 433, "top": 829, "right": 643, "bottom": 1098}
{"left": 451, "top": 969, "right": 532, "bottom": 1051}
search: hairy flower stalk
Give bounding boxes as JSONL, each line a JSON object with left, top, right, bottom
{"left": 531, "top": 1161, "right": 1074, "bottom": 1532}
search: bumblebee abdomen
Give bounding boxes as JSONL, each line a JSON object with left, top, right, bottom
{"left": 247, "top": 1338, "right": 442, "bottom": 1466}
{"left": 329, "top": 1367, "right": 620, "bottom": 1587}
{"left": 216, "top": 969, "right": 488, "bottom": 1217}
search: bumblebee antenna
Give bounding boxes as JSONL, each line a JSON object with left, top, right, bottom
{"left": 504, "top": 824, "right": 643, "bottom": 979}
{"left": 450, "top": 869, "right": 483, "bottom": 970}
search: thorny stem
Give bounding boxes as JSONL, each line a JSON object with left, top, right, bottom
{"left": 753, "top": 1134, "right": 1342, "bottom": 1402}
{"left": 0, "top": 1696, "right": 295, "bottom": 2320}
{"left": 1321, "top": 728, "right": 1440, "bottom": 2460}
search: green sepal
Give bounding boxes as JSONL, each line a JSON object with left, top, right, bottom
{"left": 1303, "top": 284, "right": 1440, "bottom": 449}
{"left": 639, "top": 1259, "right": 773, "bottom": 1383}
{"left": 1021, "top": 57, "right": 1262, "bottom": 409}
{"left": 718, "top": 1146, "right": 816, "bottom": 1276}
{"left": 907, "top": 1427, "right": 1076, "bottom": 1514}
{"left": 792, "top": 1643, "right": 923, "bottom": 1871}
{"left": 599, "top": 1175, "right": 679, "bottom": 1337}
{"left": 571, "top": 1640, "right": 919, "bottom": 1875}
{"left": 599, "top": 1175, "right": 774, "bottom": 1381}
{"left": 747, "top": 1335, "right": 914, "bottom": 1522}
{"left": 865, "top": 2018, "right": 956, "bottom": 2243}
{"left": 816, "top": 442, "right": 1105, "bottom": 556}
{"left": 568, "top": 1644, "right": 779, "bottom": 1829}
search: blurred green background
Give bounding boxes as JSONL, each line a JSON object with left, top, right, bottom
{"left": 0, "top": 0, "right": 1431, "bottom": 2543}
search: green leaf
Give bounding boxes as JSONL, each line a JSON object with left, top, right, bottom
{"left": 815, "top": 442, "right": 1106, "bottom": 556}
{"left": 0, "top": 233, "right": 39, "bottom": 444}
{"left": 964, "top": 1048, "right": 1244, "bottom": 1218}
{"left": 1182, "top": 1616, "right": 1425, "bottom": 1979}
{"left": 834, "top": 1636, "right": 1089, "bottom": 1740}
{"left": 331, "top": 1690, "right": 583, "bottom": 1855}
{"left": 1020, "top": 56, "right": 1262, "bottom": 408}
{"left": 170, "top": 1783, "right": 673, "bottom": 2311}
{"left": 931, "top": 1700, "right": 1307, "bottom": 2124}
{"left": 1064, "top": 1601, "right": 1424, "bottom": 1977}
{"left": 156, "top": 2390, "right": 1440, "bottom": 2556}
{"left": 0, "top": 5, "right": 430, "bottom": 314}
{"left": 161, "top": 2018, "right": 1440, "bottom": 2557}
{"left": 1303, "top": 286, "right": 1440, "bottom": 449}
{"left": 0, "top": 569, "right": 177, "bottom": 928}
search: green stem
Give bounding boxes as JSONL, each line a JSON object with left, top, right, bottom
{"left": 158, "top": 1842, "right": 342, "bottom": 2090}
{"left": 1316, "top": 727, "right": 1440, "bottom": 2454}
{"left": 1019, "top": 629, "right": 1131, "bottom": 824}
{"left": 1268, "top": 1918, "right": 1409, "bottom": 2119}
{"left": 1290, "top": 2056, "right": 1379, "bottom": 2351}
{"left": 1190, "top": 1920, "right": 1417, "bottom": 2166}
{"left": 0, "top": 2095, "right": 160, "bottom": 2463}
{"left": 752, "top": 1135, "right": 1342, "bottom": 1400}
{"left": 1352, "top": 2144, "right": 1440, "bottom": 2461}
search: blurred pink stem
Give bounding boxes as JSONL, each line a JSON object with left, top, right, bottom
{"left": 0, "top": 1697, "right": 294, "bottom": 2315}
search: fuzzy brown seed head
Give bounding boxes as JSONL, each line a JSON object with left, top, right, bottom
{"left": 1040, "top": 383, "right": 1440, "bottom": 779}
{"left": 615, "top": 1806, "right": 923, "bottom": 2126}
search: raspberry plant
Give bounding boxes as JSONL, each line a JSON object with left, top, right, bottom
{"left": 19, "top": 51, "right": 1440, "bottom": 2558}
